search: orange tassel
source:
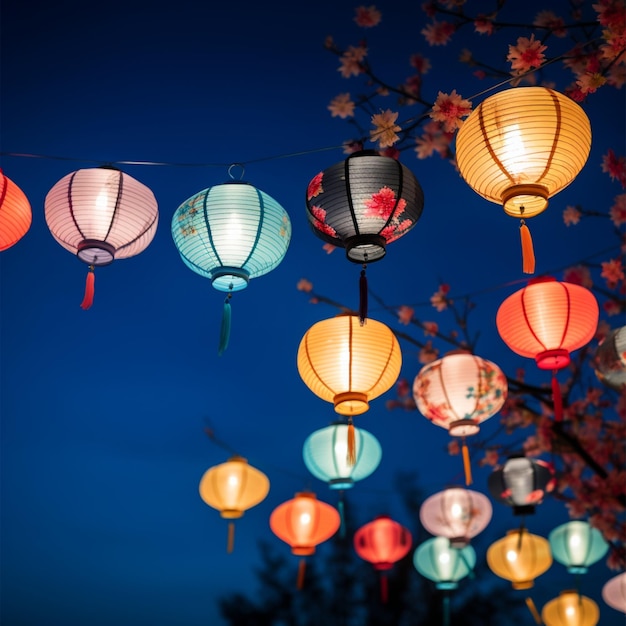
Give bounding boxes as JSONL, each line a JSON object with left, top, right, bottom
{"left": 80, "top": 267, "right": 95, "bottom": 310}
{"left": 297, "top": 558, "right": 306, "bottom": 590}
{"left": 227, "top": 521, "right": 235, "bottom": 554}
{"left": 552, "top": 371, "right": 563, "bottom": 422}
{"left": 525, "top": 597, "right": 542, "bottom": 624}
{"left": 520, "top": 220, "right": 535, "bottom": 274}
{"left": 347, "top": 419, "right": 356, "bottom": 466}
{"left": 462, "top": 440, "right": 472, "bottom": 486}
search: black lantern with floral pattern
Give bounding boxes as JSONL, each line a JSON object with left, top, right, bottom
{"left": 305, "top": 150, "right": 424, "bottom": 322}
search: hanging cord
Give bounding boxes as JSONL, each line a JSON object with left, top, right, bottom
{"left": 551, "top": 370, "right": 563, "bottom": 422}
{"left": 218, "top": 288, "right": 233, "bottom": 356}
{"left": 227, "top": 521, "right": 235, "bottom": 554}
{"left": 380, "top": 571, "right": 389, "bottom": 604}
{"left": 520, "top": 218, "right": 536, "bottom": 274}
{"left": 359, "top": 262, "right": 368, "bottom": 325}
{"left": 80, "top": 265, "right": 95, "bottom": 310}
{"left": 442, "top": 592, "right": 450, "bottom": 626}
{"left": 296, "top": 558, "right": 307, "bottom": 590}
{"left": 338, "top": 493, "right": 346, "bottom": 538}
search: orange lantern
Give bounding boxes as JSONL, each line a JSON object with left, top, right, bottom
{"left": 354, "top": 515, "right": 412, "bottom": 603}
{"left": 199, "top": 456, "right": 269, "bottom": 553}
{"left": 412, "top": 351, "right": 507, "bottom": 484}
{"left": 496, "top": 277, "right": 599, "bottom": 421}
{"left": 44, "top": 166, "right": 159, "bottom": 309}
{"left": 297, "top": 313, "right": 401, "bottom": 464}
{"left": 270, "top": 491, "right": 340, "bottom": 589}
{"left": 0, "top": 170, "right": 32, "bottom": 251}
{"left": 456, "top": 86, "right": 591, "bottom": 274}
{"left": 542, "top": 591, "right": 600, "bottom": 626}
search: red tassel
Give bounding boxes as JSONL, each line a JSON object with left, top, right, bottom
{"left": 347, "top": 418, "right": 356, "bottom": 466}
{"left": 227, "top": 521, "right": 235, "bottom": 554}
{"left": 520, "top": 220, "right": 535, "bottom": 274}
{"left": 80, "top": 267, "right": 95, "bottom": 310}
{"left": 552, "top": 371, "right": 563, "bottom": 422}
{"left": 380, "top": 572, "right": 388, "bottom": 604}
{"left": 297, "top": 558, "right": 306, "bottom": 590}
{"left": 462, "top": 440, "right": 472, "bottom": 486}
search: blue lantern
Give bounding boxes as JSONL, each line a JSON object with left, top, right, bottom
{"left": 548, "top": 520, "right": 609, "bottom": 574}
{"left": 303, "top": 422, "right": 382, "bottom": 490}
{"left": 172, "top": 167, "right": 291, "bottom": 355}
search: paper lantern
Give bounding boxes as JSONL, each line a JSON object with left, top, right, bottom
{"left": 297, "top": 313, "right": 401, "bottom": 464}
{"left": 0, "top": 170, "right": 31, "bottom": 251}
{"left": 496, "top": 276, "right": 599, "bottom": 421}
{"left": 199, "top": 455, "right": 269, "bottom": 553}
{"left": 305, "top": 150, "right": 424, "bottom": 322}
{"left": 412, "top": 351, "right": 507, "bottom": 484}
{"left": 303, "top": 421, "right": 382, "bottom": 490}
{"left": 270, "top": 491, "right": 340, "bottom": 589}
{"left": 172, "top": 171, "right": 291, "bottom": 354}
{"left": 354, "top": 515, "right": 412, "bottom": 603}
{"left": 487, "top": 529, "right": 552, "bottom": 590}
{"left": 542, "top": 591, "right": 600, "bottom": 626}
{"left": 602, "top": 572, "right": 626, "bottom": 614}
{"left": 548, "top": 520, "right": 609, "bottom": 574}
{"left": 44, "top": 166, "right": 158, "bottom": 309}
{"left": 595, "top": 326, "right": 626, "bottom": 391}
{"left": 413, "top": 536, "right": 476, "bottom": 590}
{"left": 420, "top": 487, "right": 492, "bottom": 548}
{"left": 488, "top": 455, "right": 555, "bottom": 516}
{"left": 456, "top": 86, "right": 591, "bottom": 274}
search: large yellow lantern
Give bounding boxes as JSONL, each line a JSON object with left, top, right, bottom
{"left": 297, "top": 313, "right": 401, "bottom": 463}
{"left": 456, "top": 87, "right": 591, "bottom": 274}
{"left": 199, "top": 455, "right": 270, "bottom": 553}
{"left": 486, "top": 529, "right": 552, "bottom": 590}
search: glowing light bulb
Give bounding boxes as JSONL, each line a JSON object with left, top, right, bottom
{"left": 451, "top": 503, "right": 462, "bottom": 518}
{"left": 506, "top": 549, "right": 518, "bottom": 562}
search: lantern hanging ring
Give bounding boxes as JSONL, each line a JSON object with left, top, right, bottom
{"left": 228, "top": 163, "right": 245, "bottom": 180}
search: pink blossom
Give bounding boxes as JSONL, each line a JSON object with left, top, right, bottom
{"left": 610, "top": 194, "right": 626, "bottom": 226}
{"left": 310, "top": 206, "right": 337, "bottom": 237}
{"left": 338, "top": 45, "right": 367, "bottom": 78}
{"left": 534, "top": 10, "right": 567, "bottom": 37}
{"left": 602, "top": 150, "right": 626, "bottom": 187}
{"left": 370, "top": 109, "right": 401, "bottom": 148}
{"left": 576, "top": 71, "right": 607, "bottom": 94}
{"left": 421, "top": 20, "right": 455, "bottom": 46}
{"left": 364, "top": 186, "right": 406, "bottom": 220}
{"left": 474, "top": 15, "right": 494, "bottom": 35}
{"left": 423, "top": 321, "right": 438, "bottom": 336}
{"left": 343, "top": 140, "right": 364, "bottom": 154}
{"left": 328, "top": 93, "right": 355, "bottom": 119}
{"left": 563, "top": 265, "right": 593, "bottom": 289}
{"left": 563, "top": 205, "right": 581, "bottom": 225}
{"left": 297, "top": 278, "right": 313, "bottom": 293}
{"left": 307, "top": 172, "right": 323, "bottom": 201}
{"left": 507, "top": 34, "right": 548, "bottom": 73}
{"left": 430, "top": 287, "right": 449, "bottom": 312}
{"left": 354, "top": 5, "right": 381, "bottom": 28}
{"left": 396, "top": 378, "right": 410, "bottom": 398}
{"left": 479, "top": 449, "right": 500, "bottom": 467}
{"left": 601, "top": 257, "right": 625, "bottom": 288}
{"left": 409, "top": 53, "right": 431, "bottom": 74}
{"left": 397, "top": 305, "right": 414, "bottom": 325}
{"left": 414, "top": 121, "right": 453, "bottom": 159}
{"left": 401, "top": 75, "right": 422, "bottom": 103}
{"left": 593, "top": 0, "right": 626, "bottom": 31}
{"left": 473, "top": 70, "right": 486, "bottom": 80}
{"left": 447, "top": 439, "right": 460, "bottom": 456}
{"left": 419, "top": 340, "right": 439, "bottom": 364}
{"left": 429, "top": 90, "right": 472, "bottom": 132}
{"left": 322, "top": 243, "right": 336, "bottom": 254}
{"left": 603, "top": 299, "right": 623, "bottom": 316}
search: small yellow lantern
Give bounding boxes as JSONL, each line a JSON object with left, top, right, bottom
{"left": 199, "top": 455, "right": 269, "bottom": 553}
{"left": 456, "top": 87, "right": 591, "bottom": 274}
{"left": 542, "top": 591, "right": 600, "bottom": 626}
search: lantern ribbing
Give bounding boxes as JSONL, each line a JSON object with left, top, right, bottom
{"left": 0, "top": 170, "right": 32, "bottom": 251}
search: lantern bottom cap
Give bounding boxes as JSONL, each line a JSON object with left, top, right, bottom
{"left": 77, "top": 239, "right": 115, "bottom": 266}
{"left": 220, "top": 510, "right": 244, "bottom": 519}
{"left": 449, "top": 419, "right": 480, "bottom": 437}
{"left": 449, "top": 537, "right": 470, "bottom": 549}
{"left": 435, "top": 581, "right": 458, "bottom": 590}
{"left": 329, "top": 478, "right": 354, "bottom": 489}
{"left": 373, "top": 562, "right": 394, "bottom": 571}
{"left": 566, "top": 566, "right": 589, "bottom": 574}
{"left": 334, "top": 392, "right": 369, "bottom": 415}
{"left": 344, "top": 234, "right": 386, "bottom": 264}
{"left": 512, "top": 580, "right": 534, "bottom": 590}
{"left": 291, "top": 546, "right": 315, "bottom": 556}
{"left": 211, "top": 267, "right": 250, "bottom": 292}
{"left": 501, "top": 184, "right": 549, "bottom": 218}
{"left": 535, "top": 349, "right": 570, "bottom": 370}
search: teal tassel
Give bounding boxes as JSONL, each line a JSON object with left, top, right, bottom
{"left": 218, "top": 296, "right": 232, "bottom": 356}
{"left": 338, "top": 497, "right": 345, "bottom": 538}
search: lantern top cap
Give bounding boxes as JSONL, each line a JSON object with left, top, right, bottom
{"left": 294, "top": 491, "right": 317, "bottom": 499}
{"left": 227, "top": 455, "right": 248, "bottom": 463}
{"left": 527, "top": 275, "right": 556, "bottom": 285}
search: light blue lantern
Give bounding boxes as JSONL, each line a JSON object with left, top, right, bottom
{"left": 302, "top": 422, "right": 382, "bottom": 490}
{"left": 172, "top": 167, "right": 291, "bottom": 354}
{"left": 548, "top": 520, "right": 609, "bottom": 574}
{"left": 413, "top": 536, "right": 476, "bottom": 590}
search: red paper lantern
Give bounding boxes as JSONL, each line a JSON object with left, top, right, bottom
{"left": 270, "top": 491, "right": 340, "bottom": 589}
{"left": 0, "top": 170, "right": 32, "bottom": 251}
{"left": 354, "top": 515, "right": 412, "bottom": 603}
{"left": 496, "top": 276, "right": 599, "bottom": 421}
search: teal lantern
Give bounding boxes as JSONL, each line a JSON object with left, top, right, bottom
{"left": 413, "top": 536, "right": 476, "bottom": 590}
{"left": 548, "top": 520, "right": 609, "bottom": 574}
{"left": 302, "top": 421, "right": 382, "bottom": 490}
{"left": 172, "top": 166, "right": 291, "bottom": 355}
